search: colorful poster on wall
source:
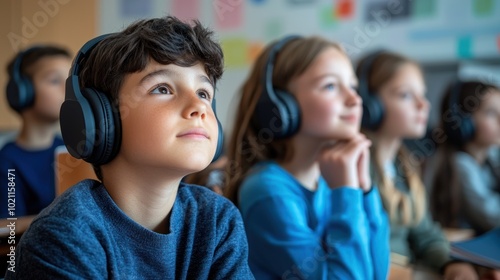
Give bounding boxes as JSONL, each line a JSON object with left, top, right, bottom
{"left": 365, "top": 0, "right": 410, "bottom": 22}
{"left": 120, "top": 0, "right": 153, "bottom": 18}
{"left": 172, "top": 0, "right": 200, "bottom": 22}
{"left": 337, "top": 0, "right": 354, "bottom": 19}
{"left": 214, "top": 0, "right": 243, "bottom": 30}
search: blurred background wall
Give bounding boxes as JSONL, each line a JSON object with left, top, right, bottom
{"left": 1, "top": 0, "right": 97, "bottom": 131}
{"left": 1, "top": 0, "right": 500, "bottom": 139}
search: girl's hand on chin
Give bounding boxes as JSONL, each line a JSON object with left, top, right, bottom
{"left": 318, "top": 134, "right": 371, "bottom": 190}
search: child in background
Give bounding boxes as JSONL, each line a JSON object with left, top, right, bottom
{"left": 431, "top": 81, "right": 500, "bottom": 234}
{"left": 356, "top": 50, "right": 478, "bottom": 279}
{"left": 5, "top": 16, "right": 253, "bottom": 279}
{"left": 0, "top": 45, "right": 71, "bottom": 218}
{"left": 225, "top": 36, "right": 389, "bottom": 279}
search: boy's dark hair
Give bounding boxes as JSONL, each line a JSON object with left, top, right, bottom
{"left": 78, "top": 16, "right": 224, "bottom": 181}
{"left": 7, "top": 46, "right": 71, "bottom": 80}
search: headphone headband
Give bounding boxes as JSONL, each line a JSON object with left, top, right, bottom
{"left": 357, "top": 50, "right": 385, "bottom": 100}
{"left": 262, "top": 35, "right": 301, "bottom": 104}
{"left": 444, "top": 79, "right": 475, "bottom": 146}
{"left": 357, "top": 50, "right": 386, "bottom": 130}
{"left": 252, "top": 35, "right": 302, "bottom": 139}
{"left": 448, "top": 79, "right": 463, "bottom": 115}
{"left": 6, "top": 46, "right": 45, "bottom": 112}
{"left": 66, "top": 33, "right": 115, "bottom": 102}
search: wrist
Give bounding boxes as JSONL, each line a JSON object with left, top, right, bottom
{"left": 362, "top": 185, "right": 374, "bottom": 194}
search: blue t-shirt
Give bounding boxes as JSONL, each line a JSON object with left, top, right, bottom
{"left": 5, "top": 179, "right": 254, "bottom": 279}
{"left": 238, "top": 161, "right": 390, "bottom": 280}
{"left": 0, "top": 137, "right": 64, "bottom": 218}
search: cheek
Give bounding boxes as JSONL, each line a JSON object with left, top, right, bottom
{"left": 383, "top": 104, "right": 412, "bottom": 128}
{"left": 301, "top": 99, "right": 338, "bottom": 130}
{"left": 122, "top": 108, "right": 169, "bottom": 151}
{"left": 475, "top": 118, "right": 500, "bottom": 143}
{"left": 33, "top": 87, "right": 65, "bottom": 117}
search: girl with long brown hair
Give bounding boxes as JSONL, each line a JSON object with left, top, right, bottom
{"left": 225, "top": 36, "right": 389, "bottom": 279}
{"left": 431, "top": 81, "right": 500, "bottom": 234}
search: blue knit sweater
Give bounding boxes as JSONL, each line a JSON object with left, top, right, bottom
{"left": 5, "top": 179, "right": 254, "bottom": 279}
{"left": 238, "top": 161, "right": 390, "bottom": 280}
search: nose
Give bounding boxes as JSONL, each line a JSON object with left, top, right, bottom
{"left": 183, "top": 92, "right": 207, "bottom": 120}
{"left": 344, "top": 86, "right": 362, "bottom": 107}
{"left": 417, "top": 95, "right": 430, "bottom": 111}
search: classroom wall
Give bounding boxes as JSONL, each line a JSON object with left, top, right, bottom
{"left": 1, "top": 0, "right": 499, "bottom": 138}
{"left": 0, "top": 0, "right": 98, "bottom": 130}
{"left": 99, "top": 0, "right": 500, "bottom": 137}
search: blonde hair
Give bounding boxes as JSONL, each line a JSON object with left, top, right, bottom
{"left": 357, "top": 52, "right": 426, "bottom": 226}
{"left": 373, "top": 148, "right": 426, "bottom": 225}
{"left": 224, "top": 36, "right": 345, "bottom": 205}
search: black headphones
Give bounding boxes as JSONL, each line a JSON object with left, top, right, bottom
{"left": 251, "top": 35, "right": 302, "bottom": 139}
{"left": 357, "top": 50, "right": 386, "bottom": 130}
{"left": 443, "top": 80, "right": 475, "bottom": 146}
{"left": 6, "top": 46, "right": 42, "bottom": 112}
{"left": 60, "top": 33, "right": 224, "bottom": 165}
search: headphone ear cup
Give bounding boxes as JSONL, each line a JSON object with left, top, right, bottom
{"left": 460, "top": 116, "right": 475, "bottom": 143}
{"left": 5, "top": 75, "right": 34, "bottom": 112}
{"left": 6, "top": 79, "right": 20, "bottom": 111}
{"left": 20, "top": 75, "right": 35, "bottom": 109}
{"left": 82, "top": 88, "right": 120, "bottom": 165}
{"left": 361, "top": 94, "right": 384, "bottom": 130}
{"left": 212, "top": 118, "right": 224, "bottom": 162}
{"left": 274, "top": 89, "right": 301, "bottom": 138}
{"left": 60, "top": 93, "right": 95, "bottom": 160}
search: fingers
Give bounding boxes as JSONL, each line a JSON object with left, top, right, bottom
{"left": 318, "top": 134, "right": 372, "bottom": 189}
{"left": 357, "top": 146, "right": 372, "bottom": 192}
{"left": 319, "top": 134, "right": 371, "bottom": 162}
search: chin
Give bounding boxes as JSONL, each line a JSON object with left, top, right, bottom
{"left": 188, "top": 154, "right": 213, "bottom": 169}
{"left": 403, "top": 130, "right": 426, "bottom": 139}
{"left": 336, "top": 128, "right": 360, "bottom": 140}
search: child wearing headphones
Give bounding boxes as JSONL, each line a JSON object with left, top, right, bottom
{"left": 356, "top": 51, "right": 478, "bottom": 279}
{"left": 5, "top": 16, "right": 253, "bottom": 279}
{"left": 225, "top": 36, "right": 389, "bottom": 279}
{"left": 0, "top": 45, "right": 71, "bottom": 218}
{"left": 431, "top": 81, "right": 500, "bottom": 235}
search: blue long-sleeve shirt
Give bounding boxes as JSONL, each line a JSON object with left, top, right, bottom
{"left": 5, "top": 179, "right": 254, "bottom": 279}
{"left": 0, "top": 138, "right": 64, "bottom": 218}
{"left": 238, "top": 161, "right": 390, "bottom": 279}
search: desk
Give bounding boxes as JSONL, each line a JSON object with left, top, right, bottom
{"left": 443, "top": 228, "right": 475, "bottom": 242}
{"left": 0, "top": 215, "right": 36, "bottom": 255}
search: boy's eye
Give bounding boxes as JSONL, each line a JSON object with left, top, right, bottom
{"left": 151, "top": 85, "right": 171, "bottom": 95}
{"left": 197, "top": 89, "right": 212, "bottom": 101}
